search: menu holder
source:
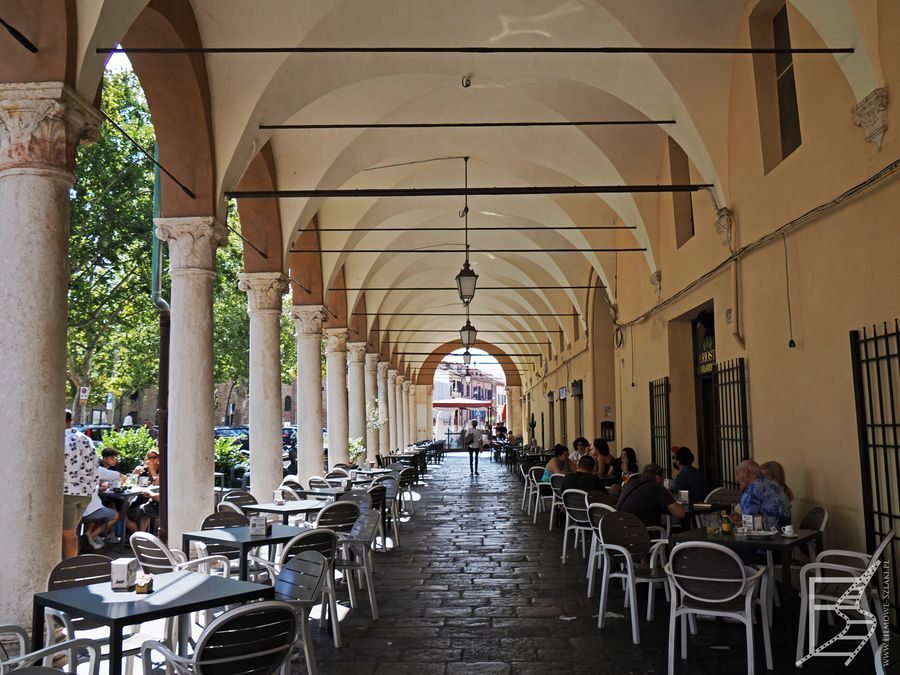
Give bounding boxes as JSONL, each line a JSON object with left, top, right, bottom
{"left": 249, "top": 516, "right": 271, "bottom": 536}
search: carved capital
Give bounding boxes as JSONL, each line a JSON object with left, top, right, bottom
{"left": 238, "top": 272, "right": 287, "bottom": 312}
{"left": 323, "top": 327, "right": 349, "bottom": 354}
{"left": 0, "top": 82, "right": 101, "bottom": 173}
{"left": 290, "top": 305, "right": 327, "bottom": 335}
{"left": 649, "top": 270, "right": 662, "bottom": 295}
{"left": 507, "top": 385, "right": 522, "bottom": 397}
{"left": 715, "top": 207, "right": 734, "bottom": 247}
{"left": 365, "top": 353, "right": 379, "bottom": 372}
{"left": 387, "top": 369, "right": 398, "bottom": 384}
{"left": 377, "top": 361, "right": 390, "bottom": 377}
{"left": 852, "top": 87, "right": 889, "bottom": 149}
{"left": 155, "top": 217, "right": 227, "bottom": 272}
{"left": 402, "top": 380, "right": 412, "bottom": 392}
{"left": 347, "top": 342, "right": 367, "bottom": 363}
{"left": 424, "top": 384, "right": 434, "bottom": 397}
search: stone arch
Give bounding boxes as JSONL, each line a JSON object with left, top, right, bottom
{"left": 415, "top": 340, "right": 522, "bottom": 387}
{"left": 121, "top": 0, "right": 216, "bottom": 218}
{"left": 0, "top": 0, "right": 77, "bottom": 86}
{"left": 288, "top": 220, "right": 324, "bottom": 305}
{"left": 235, "top": 142, "right": 283, "bottom": 273}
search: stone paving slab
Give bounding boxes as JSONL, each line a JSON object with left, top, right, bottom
{"left": 293, "top": 454, "right": 879, "bottom": 674}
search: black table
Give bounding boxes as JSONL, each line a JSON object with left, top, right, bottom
{"left": 182, "top": 524, "right": 308, "bottom": 580}
{"left": 243, "top": 499, "right": 326, "bottom": 525}
{"left": 303, "top": 486, "right": 350, "bottom": 499}
{"left": 671, "top": 527, "right": 822, "bottom": 652}
{"left": 31, "top": 570, "right": 273, "bottom": 675}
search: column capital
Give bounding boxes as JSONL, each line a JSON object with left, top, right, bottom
{"left": 387, "top": 368, "right": 398, "bottom": 383}
{"left": 365, "top": 353, "right": 379, "bottom": 372}
{"left": 377, "top": 361, "right": 390, "bottom": 377}
{"left": 238, "top": 272, "right": 287, "bottom": 312}
{"left": 323, "top": 327, "right": 349, "bottom": 353}
{"left": 155, "top": 217, "right": 228, "bottom": 273}
{"left": 290, "top": 304, "right": 327, "bottom": 335}
{"left": 347, "top": 342, "right": 367, "bottom": 363}
{"left": 507, "top": 385, "right": 522, "bottom": 395}
{"left": 423, "top": 384, "right": 434, "bottom": 396}
{"left": 402, "top": 380, "right": 412, "bottom": 392}
{"left": 0, "top": 82, "right": 101, "bottom": 174}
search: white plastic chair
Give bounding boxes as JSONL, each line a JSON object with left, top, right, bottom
{"left": 665, "top": 541, "right": 771, "bottom": 674}
{"left": 560, "top": 489, "right": 592, "bottom": 564}
{"left": 0, "top": 635, "right": 101, "bottom": 675}
{"left": 586, "top": 502, "right": 616, "bottom": 597}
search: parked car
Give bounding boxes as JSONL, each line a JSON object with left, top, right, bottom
{"left": 75, "top": 424, "right": 113, "bottom": 443}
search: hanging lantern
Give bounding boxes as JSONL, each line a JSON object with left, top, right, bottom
{"left": 460, "top": 319, "right": 477, "bottom": 347}
{"left": 455, "top": 259, "right": 478, "bottom": 304}
{"left": 462, "top": 349, "right": 472, "bottom": 366}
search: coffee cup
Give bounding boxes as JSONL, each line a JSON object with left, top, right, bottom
{"left": 678, "top": 490, "right": 689, "bottom": 504}
{"left": 781, "top": 525, "right": 795, "bottom": 536}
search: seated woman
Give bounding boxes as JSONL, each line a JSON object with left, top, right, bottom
{"left": 127, "top": 450, "right": 161, "bottom": 533}
{"left": 607, "top": 447, "right": 640, "bottom": 498}
{"left": 620, "top": 447, "right": 639, "bottom": 477}
{"left": 590, "top": 439, "right": 613, "bottom": 476}
{"left": 570, "top": 437, "right": 590, "bottom": 463}
{"left": 541, "top": 444, "right": 574, "bottom": 482}
{"left": 760, "top": 460, "right": 794, "bottom": 502}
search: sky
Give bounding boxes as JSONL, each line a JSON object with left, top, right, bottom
{"left": 440, "top": 348, "right": 506, "bottom": 383}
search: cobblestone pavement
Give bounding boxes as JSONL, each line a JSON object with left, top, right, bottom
{"left": 294, "top": 454, "right": 875, "bottom": 674}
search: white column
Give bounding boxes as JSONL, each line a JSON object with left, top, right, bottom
{"left": 396, "top": 376, "right": 407, "bottom": 448}
{"left": 364, "top": 354, "right": 379, "bottom": 462}
{"left": 507, "top": 385, "right": 522, "bottom": 442}
{"left": 347, "top": 343, "right": 366, "bottom": 453}
{"left": 291, "top": 305, "right": 327, "bottom": 485}
{"left": 387, "top": 369, "right": 398, "bottom": 451}
{"left": 403, "top": 380, "right": 414, "bottom": 445}
{"left": 417, "top": 384, "right": 434, "bottom": 440}
{"left": 238, "top": 272, "right": 287, "bottom": 501}
{"left": 155, "top": 216, "right": 227, "bottom": 545}
{"left": 324, "top": 328, "right": 349, "bottom": 466}
{"left": 0, "top": 83, "right": 100, "bottom": 627}
{"left": 377, "top": 362, "right": 390, "bottom": 456}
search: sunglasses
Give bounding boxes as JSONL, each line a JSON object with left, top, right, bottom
{"left": 147, "top": 455, "right": 159, "bottom": 460}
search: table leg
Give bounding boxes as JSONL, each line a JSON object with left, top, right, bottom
{"left": 177, "top": 614, "right": 190, "bottom": 656}
{"left": 108, "top": 627, "right": 124, "bottom": 675}
{"left": 240, "top": 544, "right": 249, "bottom": 581}
{"left": 781, "top": 549, "right": 795, "bottom": 652}
{"left": 31, "top": 601, "right": 45, "bottom": 652}
{"left": 283, "top": 513, "right": 289, "bottom": 526}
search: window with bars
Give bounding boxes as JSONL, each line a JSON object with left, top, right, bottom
{"left": 649, "top": 377, "right": 671, "bottom": 477}
{"left": 712, "top": 358, "right": 750, "bottom": 488}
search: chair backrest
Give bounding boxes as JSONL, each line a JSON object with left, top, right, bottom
{"left": 280, "top": 478, "right": 304, "bottom": 492}
{"left": 324, "top": 470, "right": 347, "bottom": 480}
{"left": 598, "top": 511, "right": 652, "bottom": 561}
{"left": 201, "top": 511, "right": 250, "bottom": 530}
{"left": 314, "top": 502, "right": 361, "bottom": 533}
{"left": 274, "top": 551, "right": 327, "bottom": 605}
{"left": 308, "top": 476, "right": 330, "bottom": 489}
{"left": 397, "top": 467, "right": 415, "bottom": 487}
{"left": 372, "top": 475, "right": 399, "bottom": 500}
{"left": 130, "top": 532, "right": 179, "bottom": 575}
{"left": 366, "top": 483, "right": 387, "bottom": 512}
{"left": 798, "top": 505, "right": 828, "bottom": 532}
{"left": 46, "top": 554, "right": 111, "bottom": 591}
{"left": 222, "top": 489, "right": 258, "bottom": 507}
{"left": 341, "top": 492, "right": 372, "bottom": 512}
{"left": 217, "top": 500, "right": 245, "bottom": 515}
{"left": 347, "top": 510, "right": 381, "bottom": 544}
{"left": 375, "top": 454, "right": 385, "bottom": 468}
{"left": 332, "top": 465, "right": 352, "bottom": 474}
{"left": 280, "top": 529, "right": 338, "bottom": 564}
{"left": 193, "top": 601, "right": 297, "bottom": 675}
{"left": 527, "top": 466, "right": 544, "bottom": 486}
{"left": 587, "top": 502, "right": 616, "bottom": 534}
{"left": 668, "top": 541, "right": 750, "bottom": 604}
{"left": 280, "top": 487, "right": 305, "bottom": 502}
{"left": 705, "top": 486, "right": 743, "bottom": 506}
{"left": 561, "top": 489, "right": 590, "bottom": 524}
{"left": 549, "top": 473, "right": 566, "bottom": 495}
{"left": 872, "top": 530, "right": 896, "bottom": 563}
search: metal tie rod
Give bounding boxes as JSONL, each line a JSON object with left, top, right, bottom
{"left": 291, "top": 248, "right": 644, "bottom": 253}
{"left": 99, "top": 46, "right": 852, "bottom": 55}
{"left": 261, "top": 119, "right": 674, "bottom": 130}
{"left": 228, "top": 183, "right": 711, "bottom": 199}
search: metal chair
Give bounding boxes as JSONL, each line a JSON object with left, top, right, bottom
{"left": 366, "top": 483, "right": 388, "bottom": 550}
{"left": 397, "top": 467, "right": 416, "bottom": 515}
{"left": 221, "top": 489, "right": 258, "bottom": 509}
{"left": 315, "top": 502, "right": 360, "bottom": 535}
{"left": 272, "top": 552, "right": 329, "bottom": 675}
{"left": 140, "top": 601, "right": 297, "bottom": 675}
{"left": 705, "top": 486, "right": 743, "bottom": 507}
{"left": 308, "top": 476, "right": 330, "bottom": 490}
{"left": 597, "top": 511, "right": 669, "bottom": 644}
{"left": 0, "top": 636, "right": 101, "bottom": 675}
{"left": 340, "top": 491, "right": 372, "bottom": 514}
{"left": 371, "top": 475, "right": 401, "bottom": 548}
{"left": 333, "top": 511, "right": 382, "bottom": 619}
{"left": 665, "top": 541, "right": 771, "bottom": 674}
{"left": 586, "top": 502, "right": 617, "bottom": 597}
{"left": 216, "top": 500, "right": 245, "bottom": 515}
{"left": 130, "top": 532, "right": 229, "bottom": 577}
{"left": 560, "top": 489, "right": 592, "bottom": 564}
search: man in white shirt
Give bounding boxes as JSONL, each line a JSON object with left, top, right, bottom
{"left": 63, "top": 410, "right": 99, "bottom": 558}
{"left": 464, "top": 420, "right": 483, "bottom": 475}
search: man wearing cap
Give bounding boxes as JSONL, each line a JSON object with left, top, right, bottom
{"left": 63, "top": 410, "right": 99, "bottom": 558}
{"left": 672, "top": 446, "right": 710, "bottom": 505}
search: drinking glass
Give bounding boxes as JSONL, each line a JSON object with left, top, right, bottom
{"left": 763, "top": 516, "right": 777, "bottom": 532}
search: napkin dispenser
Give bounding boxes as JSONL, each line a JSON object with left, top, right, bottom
{"left": 111, "top": 558, "right": 138, "bottom": 590}
{"left": 249, "top": 515, "right": 270, "bottom": 536}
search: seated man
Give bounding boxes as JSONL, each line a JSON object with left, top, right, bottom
{"left": 562, "top": 455, "right": 608, "bottom": 502}
{"left": 616, "top": 463, "right": 686, "bottom": 528}
{"left": 672, "top": 446, "right": 710, "bottom": 505}
{"left": 732, "top": 459, "right": 791, "bottom": 528}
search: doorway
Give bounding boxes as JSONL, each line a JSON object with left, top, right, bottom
{"left": 547, "top": 393, "right": 555, "bottom": 446}
{"left": 692, "top": 310, "right": 719, "bottom": 487}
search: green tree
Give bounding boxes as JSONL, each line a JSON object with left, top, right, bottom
{"left": 68, "top": 70, "right": 158, "bottom": 410}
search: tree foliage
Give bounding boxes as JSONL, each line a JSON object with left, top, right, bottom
{"left": 68, "top": 70, "right": 158, "bottom": 410}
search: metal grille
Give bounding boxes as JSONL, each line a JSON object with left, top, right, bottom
{"left": 851, "top": 320, "right": 900, "bottom": 629}
{"left": 649, "top": 377, "right": 671, "bottom": 477}
{"left": 712, "top": 358, "right": 750, "bottom": 488}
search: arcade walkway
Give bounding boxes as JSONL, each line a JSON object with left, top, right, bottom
{"left": 301, "top": 455, "right": 876, "bottom": 674}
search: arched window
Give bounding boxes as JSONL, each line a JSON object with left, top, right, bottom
{"left": 284, "top": 395, "right": 292, "bottom": 412}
